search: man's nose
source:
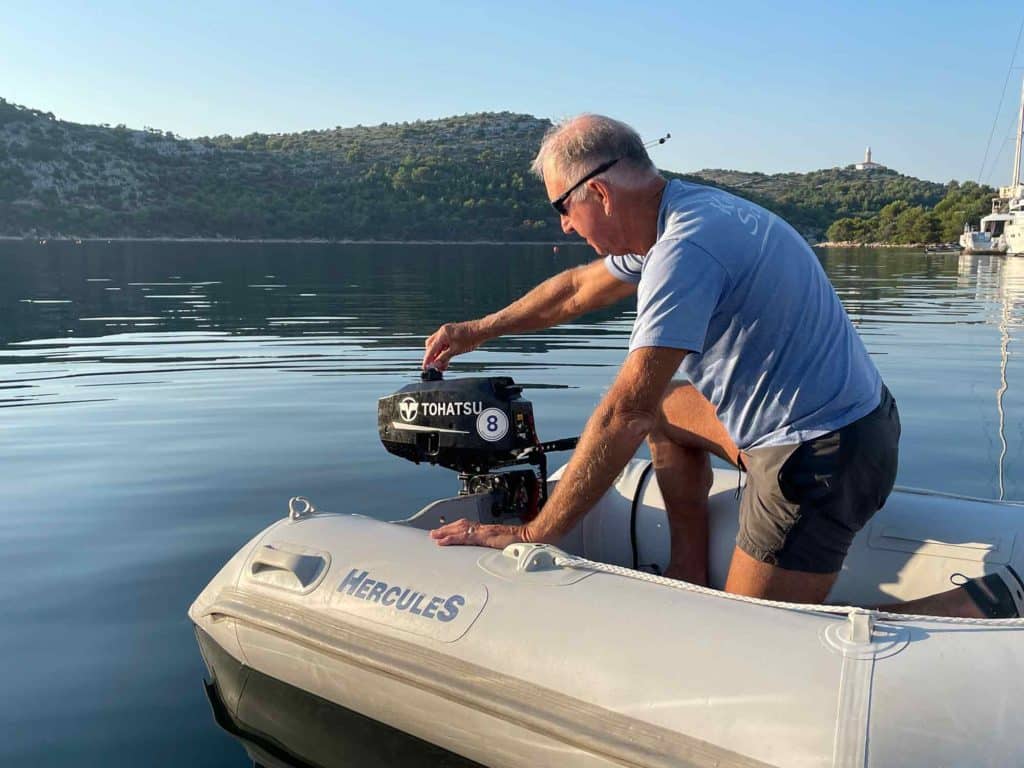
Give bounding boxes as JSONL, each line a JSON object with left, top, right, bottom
{"left": 560, "top": 214, "right": 574, "bottom": 234}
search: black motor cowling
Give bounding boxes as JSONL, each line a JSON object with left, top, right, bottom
{"left": 378, "top": 371, "right": 577, "bottom": 517}
{"left": 377, "top": 372, "right": 538, "bottom": 473}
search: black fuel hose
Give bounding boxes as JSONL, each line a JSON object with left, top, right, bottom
{"left": 629, "top": 461, "right": 658, "bottom": 572}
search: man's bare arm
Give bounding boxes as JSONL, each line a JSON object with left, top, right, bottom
{"left": 522, "top": 346, "right": 687, "bottom": 542}
{"left": 423, "top": 259, "right": 636, "bottom": 370}
{"left": 430, "top": 346, "right": 687, "bottom": 548}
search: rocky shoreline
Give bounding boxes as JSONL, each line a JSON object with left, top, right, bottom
{"left": 1, "top": 234, "right": 962, "bottom": 251}
{"left": 815, "top": 241, "right": 958, "bottom": 249}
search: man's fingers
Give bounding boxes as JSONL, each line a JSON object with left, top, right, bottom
{"left": 430, "top": 518, "right": 476, "bottom": 546}
{"left": 433, "top": 533, "right": 466, "bottom": 546}
{"left": 422, "top": 338, "right": 447, "bottom": 368}
{"left": 430, "top": 519, "right": 525, "bottom": 550}
{"left": 421, "top": 323, "right": 477, "bottom": 371}
{"left": 430, "top": 519, "right": 471, "bottom": 537}
{"left": 422, "top": 348, "right": 448, "bottom": 370}
{"left": 432, "top": 349, "right": 453, "bottom": 371}
{"left": 422, "top": 345, "right": 453, "bottom": 371}
{"left": 422, "top": 326, "right": 447, "bottom": 365}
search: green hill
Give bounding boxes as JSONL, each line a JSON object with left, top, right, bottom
{"left": 0, "top": 99, "right": 557, "bottom": 240}
{"left": 0, "top": 97, "right": 959, "bottom": 242}
{"left": 686, "top": 167, "right": 948, "bottom": 239}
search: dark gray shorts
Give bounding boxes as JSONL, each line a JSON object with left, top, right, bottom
{"left": 736, "top": 386, "right": 900, "bottom": 574}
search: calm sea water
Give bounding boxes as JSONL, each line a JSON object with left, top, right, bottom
{"left": 1, "top": 241, "right": 1022, "bottom": 766}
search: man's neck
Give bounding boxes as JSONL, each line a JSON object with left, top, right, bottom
{"left": 626, "top": 176, "right": 668, "bottom": 255}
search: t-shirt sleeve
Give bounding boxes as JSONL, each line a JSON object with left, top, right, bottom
{"left": 629, "top": 239, "right": 730, "bottom": 354}
{"left": 604, "top": 254, "right": 645, "bottom": 284}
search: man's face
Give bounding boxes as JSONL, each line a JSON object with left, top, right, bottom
{"left": 544, "top": 161, "right": 620, "bottom": 256}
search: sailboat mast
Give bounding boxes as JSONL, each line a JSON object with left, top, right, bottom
{"left": 1014, "top": 77, "right": 1024, "bottom": 189}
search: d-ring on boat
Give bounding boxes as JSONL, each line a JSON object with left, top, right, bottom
{"left": 190, "top": 373, "right": 1024, "bottom": 768}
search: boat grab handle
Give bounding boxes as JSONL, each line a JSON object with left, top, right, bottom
{"left": 251, "top": 546, "right": 326, "bottom": 589}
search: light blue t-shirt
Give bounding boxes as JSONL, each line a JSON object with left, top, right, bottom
{"left": 606, "top": 179, "right": 881, "bottom": 450}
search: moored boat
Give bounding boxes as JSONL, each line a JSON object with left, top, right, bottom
{"left": 923, "top": 242, "right": 960, "bottom": 253}
{"left": 963, "top": 78, "right": 1024, "bottom": 255}
{"left": 959, "top": 219, "right": 1010, "bottom": 254}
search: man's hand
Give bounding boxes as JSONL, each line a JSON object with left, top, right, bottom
{"left": 430, "top": 518, "right": 526, "bottom": 549}
{"left": 422, "top": 321, "right": 482, "bottom": 371}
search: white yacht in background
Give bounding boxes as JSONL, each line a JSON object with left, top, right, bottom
{"left": 1004, "top": 194, "right": 1024, "bottom": 255}
{"left": 961, "top": 213, "right": 1013, "bottom": 255}
{"left": 962, "top": 79, "right": 1024, "bottom": 255}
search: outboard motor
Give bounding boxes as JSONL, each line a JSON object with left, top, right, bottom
{"left": 378, "top": 369, "right": 577, "bottom": 519}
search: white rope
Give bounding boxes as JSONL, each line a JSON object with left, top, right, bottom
{"left": 553, "top": 555, "right": 1024, "bottom": 626}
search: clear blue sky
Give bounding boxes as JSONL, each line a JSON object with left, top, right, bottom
{"left": 4, "top": 1, "right": 1024, "bottom": 183}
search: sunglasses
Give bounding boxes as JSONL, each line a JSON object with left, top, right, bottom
{"left": 549, "top": 157, "right": 621, "bottom": 216}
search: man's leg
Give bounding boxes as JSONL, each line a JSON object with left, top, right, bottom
{"left": 728, "top": 387, "right": 901, "bottom": 604}
{"left": 653, "top": 383, "right": 1005, "bottom": 615}
{"left": 649, "top": 386, "right": 840, "bottom": 601}
{"left": 724, "top": 552, "right": 995, "bottom": 613}
{"left": 647, "top": 382, "right": 740, "bottom": 586}
{"left": 725, "top": 547, "right": 838, "bottom": 603}
{"left": 877, "top": 588, "right": 987, "bottom": 618}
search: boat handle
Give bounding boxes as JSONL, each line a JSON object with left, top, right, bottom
{"left": 251, "top": 546, "right": 325, "bottom": 588}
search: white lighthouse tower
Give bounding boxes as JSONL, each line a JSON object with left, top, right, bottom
{"left": 855, "top": 146, "right": 883, "bottom": 170}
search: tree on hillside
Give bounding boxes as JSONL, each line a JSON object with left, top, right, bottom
{"left": 873, "top": 200, "right": 910, "bottom": 242}
{"left": 825, "top": 216, "right": 874, "bottom": 243}
{"left": 932, "top": 181, "right": 995, "bottom": 241}
{"left": 892, "top": 205, "right": 938, "bottom": 243}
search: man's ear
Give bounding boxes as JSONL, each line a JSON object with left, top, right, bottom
{"left": 589, "top": 179, "right": 614, "bottom": 216}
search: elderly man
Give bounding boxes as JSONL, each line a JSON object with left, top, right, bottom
{"left": 424, "top": 114, "right": 902, "bottom": 606}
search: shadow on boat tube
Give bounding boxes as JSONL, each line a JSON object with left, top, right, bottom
{"left": 196, "top": 628, "right": 480, "bottom": 768}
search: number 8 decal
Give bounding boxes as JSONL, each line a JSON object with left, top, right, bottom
{"left": 476, "top": 408, "right": 509, "bottom": 442}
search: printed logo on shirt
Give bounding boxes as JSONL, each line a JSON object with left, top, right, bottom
{"left": 708, "top": 193, "right": 762, "bottom": 236}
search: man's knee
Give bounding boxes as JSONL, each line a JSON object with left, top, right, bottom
{"left": 645, "top": 409, "right": 669, "bottom": 449}
{"left": 649, "top": 381, "right": 740, "bottom": 468}
{"left": 647, "top": 383, "right": 698, "bottom": 448}
{"left": 648, "top": 416, "right": 699, "bottom": 454}
{"left": 647, "top": 432, "right": 713, "bottom": 497}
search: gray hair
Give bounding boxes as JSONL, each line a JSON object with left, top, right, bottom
{"left": 530, "top": 114, "right": 656, "bottom": 203}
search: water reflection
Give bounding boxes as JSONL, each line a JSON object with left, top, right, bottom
{"left": 958, "top": 254, "right": 1024, "bottom": 499}
{"left": 198, "top": 629, "right": 479, "bottom": 768}
{"left": 0, "top": 240, "right": 613, "bottom": 348}
{"left": 0, "top": 241, "right": 627, "bottom": 411}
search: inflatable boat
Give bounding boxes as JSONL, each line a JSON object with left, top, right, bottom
{"left": 191, "top": 374, "right": 1024, "bottom": 768}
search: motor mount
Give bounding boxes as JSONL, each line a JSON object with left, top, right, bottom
{"left": 378, "top": 370, "right": 577, "bottom": 518}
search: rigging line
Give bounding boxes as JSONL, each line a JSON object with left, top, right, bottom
{"left": 985, "top": 134, "right": 1018, "bottom": 186}
{"left": 978, "top": 16, "right": 1024, "bottom": 183}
